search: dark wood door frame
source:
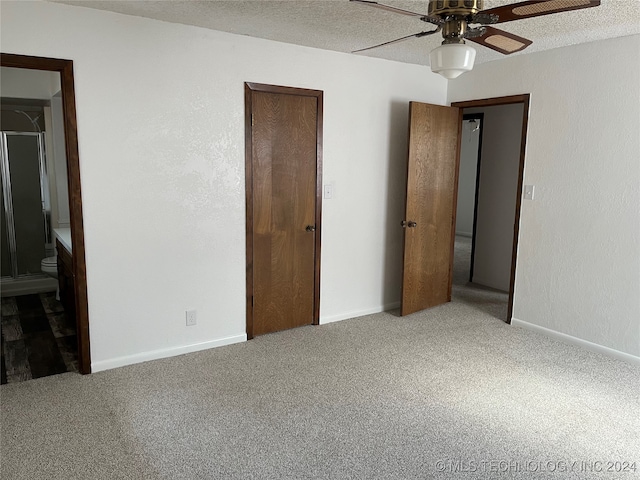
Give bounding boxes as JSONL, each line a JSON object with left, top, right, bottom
{"left": 1, "top": 53, "right": 91, "bottom": 373}
{"left": 244, "top": 82, "right": 323, "bottom": 339}
{"left": 461, "top": 112, "right": 485, "bottom": 284}
{"left": 452, "top": 94, "right": 530, "bottom": 324}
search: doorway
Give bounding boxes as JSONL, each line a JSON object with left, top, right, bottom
{"left": 244, "top": 83, "right": 323, "bottom": 338}
{"left": 452, "top": 113, "right": 484, "bottom": 291}
{"left": 400, "top": 95, "right": 529, "bottom": 324}
{"left": 0, "top": 53, "right": 91, "bottom": 374}
{"left": 452, "top": 95, "right": 530, "bottom": 323}
{"left": 452, "top": 112, "right": 510, "bottom": 321}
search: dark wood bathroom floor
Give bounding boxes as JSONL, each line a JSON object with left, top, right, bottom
{"left": 1, "top": 292, "right": 78, "bottom": 384}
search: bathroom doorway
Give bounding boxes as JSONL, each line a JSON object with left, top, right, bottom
{"left": 1, "top": 99, "right": 76, "bottom": 382}
{"left": 0, "top": 54, "right": 90, "bottom": 376}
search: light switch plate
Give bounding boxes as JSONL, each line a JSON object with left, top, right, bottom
{"left": 324, "top": 184, "right": 333, "bottom": 199}
{"left": 524, "top": 185, "right": 535, "bottom": 201}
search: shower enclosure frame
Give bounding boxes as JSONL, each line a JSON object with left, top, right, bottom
{"left": 1, "top": 131, "right": 51, "bottom": 279}
{"left": 1, "top": 53, "right": 91, "bottom": 374}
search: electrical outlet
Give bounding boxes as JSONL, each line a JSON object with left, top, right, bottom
{"left": 186, "top": 310, "right": 197, "bottom": 326}
{"left": 324, "top": 184, "right": 333, "bottom": 199}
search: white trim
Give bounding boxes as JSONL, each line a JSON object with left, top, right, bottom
{"left": 320, "top": 302, "right": 401, "bottom": 325}
{"left": 511, "top": 318, "right": 640, "bottom": 366}
{"left": 471, "top": 275, "right": 509, "bottom": 293}
{"left": 91, "top": 334, "right": 247, "bottom": 372}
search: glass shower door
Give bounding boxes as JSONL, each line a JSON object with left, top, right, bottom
{"left": 0, "top": 132, "right": 48, "bottom": 278}
{"left": 0, "top": 181, "right": 12, "bottom": 277}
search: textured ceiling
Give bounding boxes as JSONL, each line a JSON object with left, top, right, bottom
{"left": 52, "top": 0, "right": 640, "bottom": 66}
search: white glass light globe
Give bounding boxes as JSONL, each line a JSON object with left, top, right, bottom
{"left": 430, "top": 43, "right": 476, "bottom": 79}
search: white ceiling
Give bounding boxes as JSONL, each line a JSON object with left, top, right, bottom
{"left": 53, "top": 0, "right": 640, "bottom": 66}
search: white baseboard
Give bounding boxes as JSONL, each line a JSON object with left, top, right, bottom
{"left": 91, "top": 334, "right": 247, "bottom": 373}
{"left": 511, "top": 318, "right": 640, "bottom": 366}
{"left": 320, "top": 302, "right": 401, "bottom": 325}
{"left": 471, "top": 276, "right": 509, "bottom": 293}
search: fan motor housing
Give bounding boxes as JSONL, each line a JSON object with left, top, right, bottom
{"left": 428, "top": 0, "right": 483, "bottom": 17}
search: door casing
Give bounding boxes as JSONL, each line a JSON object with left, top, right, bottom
{"left": 1, "top": 53, "right": 91, "bottom": 373}
{"left": 244, "top": 82, "right": 323, "bottom": 339}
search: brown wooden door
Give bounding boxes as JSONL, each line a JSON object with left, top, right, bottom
{"left": 401, "top": 102, "right": 461, "bottom": 316}
{"left": 247, "top": 85, "right": 322, "bottom": 337}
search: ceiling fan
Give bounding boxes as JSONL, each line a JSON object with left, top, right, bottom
{"left": 351, "top": 0, "right": 601, "bottom": 78}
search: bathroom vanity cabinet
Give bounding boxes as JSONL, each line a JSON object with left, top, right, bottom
{"left": 56, "top": 239, "right": 76, "bottom": 322}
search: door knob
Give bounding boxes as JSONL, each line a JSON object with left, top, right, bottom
{"left": 401, "top": 220, "right": 408, "bottom": 228}
{"left": 408, "top": 221, "right": 417, "bottom": 228}
{"left": 306, "top": 225, "right": 316, "bottom": 232}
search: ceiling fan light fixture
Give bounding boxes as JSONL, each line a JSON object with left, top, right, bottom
{"left": 430, "top": 43, "right": 476, "bottom": 79}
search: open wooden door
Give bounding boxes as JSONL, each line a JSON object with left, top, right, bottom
{"left": 401, "top": 102, "right": 462, "bottom": 316}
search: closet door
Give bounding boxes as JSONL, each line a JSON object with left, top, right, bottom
{"left": 245, "top": 83, "right": 323, "bottom": 337}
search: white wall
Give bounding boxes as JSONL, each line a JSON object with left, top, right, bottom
{"left": 1, "top": 1, "right": 447, "bottom": 370}
{"left": 0, "top": 66, "right": 60, "bottom": 99}
{"left": 455, "top": 118, "right": 480, "bottom": 237}
{"left": 449, "top": 36, "right": 640, "bottom": 359}
{"left": 50, "top": 93, "right": 70, "bottom": 228}
{"left": 466, "top": 104, "right": 523, "bottom": 292}
{"left": 42, "top": 94, "right": 70, "bottom": 232}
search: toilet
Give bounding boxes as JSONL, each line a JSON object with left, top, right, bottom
{"left": 41, "top": 256, "right": 58, "bottom": 278}
{"left": 41, "top": 256, "right": 60, "bottom": 299}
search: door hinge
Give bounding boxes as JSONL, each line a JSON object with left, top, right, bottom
{"left": 251, "top": 114, "right": 255, "bottom": 126}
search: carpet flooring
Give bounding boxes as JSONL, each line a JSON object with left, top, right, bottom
{"left": 1, "top": 239, "right": 638, "bottom": 479}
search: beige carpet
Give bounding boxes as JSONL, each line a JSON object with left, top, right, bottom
{"left": 1, "top": 239, "right": 638, "bottom": 479}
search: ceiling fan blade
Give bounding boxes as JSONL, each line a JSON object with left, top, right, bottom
{"left": 352, "top": 28, "right": 442, "bottom": 53}
{"left": 480, "top": 0, "right": 600, "bottom": 24}
{"left": 466, "top": 26, "right": 533, "bottom": 55}
{"left": 349, "top": 0, "right": 443, "bottom": 24}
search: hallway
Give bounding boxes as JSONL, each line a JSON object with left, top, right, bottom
{"left": 452, "top": 235, "right": 509, "bottom": 321}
